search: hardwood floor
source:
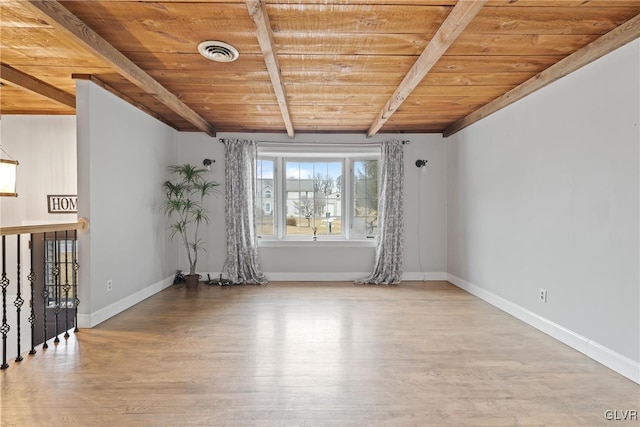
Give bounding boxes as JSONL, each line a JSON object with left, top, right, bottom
{"left": 1, "top": 281, "right": 638, "bottom": 426}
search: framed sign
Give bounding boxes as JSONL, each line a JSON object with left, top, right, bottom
{"left": 48, "top": 195, "right": 77, "bottom": 214}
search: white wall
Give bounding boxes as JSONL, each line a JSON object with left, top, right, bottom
{"left": 447, "top": 40, "right": 639, "bottom": 376}
{"left": 0, "top": 115, "right": 77, "bottom": 226}
{"left": 76, "top": 80, "right": 179, "bottom": 326}
{"left": 177, "top": 132, "right": 449, "bottom": 281}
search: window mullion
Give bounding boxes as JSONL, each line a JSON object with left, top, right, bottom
{"left": 344, "top": 158, "right": 353, "bottom": 240}
{"left": 274, "top": 158, "right": 280, "bottom": 238}
{"left": 280, "top": 157, "right": 287, "bottom": 240}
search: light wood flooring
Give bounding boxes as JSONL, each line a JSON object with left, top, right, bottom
{"left": 1, "top": 281, "right": 638, "bottom": 426}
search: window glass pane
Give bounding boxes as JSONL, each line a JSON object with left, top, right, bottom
{"left": 256, "top": 159, "right": 274, "bottom": 237}
{"left": 352, "top": 159, "right": 378, "bottom": 238}
{"left": 285, "top": 160, "right": 342, "bottom": 237}
{"left": 44, "top": 238, "right": 77, "bottom": 308}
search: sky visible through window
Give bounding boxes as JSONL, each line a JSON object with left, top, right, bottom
{"left": 285, "top": 162, "right": 342, "bottom": 180}
{"left": 257, "top": 159, "right": 273, "bottom": 179}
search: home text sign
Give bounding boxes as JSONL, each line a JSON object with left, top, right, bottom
{"left": 48, "top": 195, "right": 78, "bottom": 214}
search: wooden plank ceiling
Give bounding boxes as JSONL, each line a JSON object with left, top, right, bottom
{"left": 1, "top": 0, "right": 639, "bottom": 137}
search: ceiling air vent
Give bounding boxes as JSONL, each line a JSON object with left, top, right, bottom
{"left": 197, "top": 41, "right": 239, "bottom": 63}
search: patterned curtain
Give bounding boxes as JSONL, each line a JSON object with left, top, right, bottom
{"left": 356, "top": 140, "right": 404, "bottom": 284}
{"left": 224, "top": 139, "right": 268, "bottom": 285}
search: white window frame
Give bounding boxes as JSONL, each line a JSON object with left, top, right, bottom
{"left": 257, "top": 144, "right": 380, "bottom": 244}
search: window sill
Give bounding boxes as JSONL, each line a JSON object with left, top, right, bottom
{"left": 257, "top": 239, "right": 376, "bottom": 248}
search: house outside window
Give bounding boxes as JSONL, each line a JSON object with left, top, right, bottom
{"left": 256, "top": 159, "right": 274, "bottom": 237}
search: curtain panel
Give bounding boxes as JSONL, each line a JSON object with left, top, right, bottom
{"left": 356, "top": 140, "right": 404, "bottom": 285}
{"left": 224, "top": 139, "right": 268, "bottom": 285}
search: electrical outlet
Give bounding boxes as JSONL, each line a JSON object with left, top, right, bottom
{"left": 539, "top": 289, "right": 547, "bottom": 303}
{"left": 107, "top": 280, "right": 113, "bottom": 292}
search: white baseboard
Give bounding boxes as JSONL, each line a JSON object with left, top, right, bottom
{"left": 586, "top": 339, "right": 640, "bottom": 385}
{"left": 447, "top": 273, "right": 640, "bottom": 385}
{"left": 403, "top": 272, "right": 448, "bottom": 281}
{"left": 185, "top": 271, "right": 368, "bottom": 283}
{"left": 77, "top": 275, "right": 174, "bottom": 328}
{"left": 263, "top": 272, "right": 370, "bottom": 281}
{"left": 200, "top": 271, "right": 447, "bottom": 282}
{"left": 227, "top": 272, "right": 449, "bottom": 282}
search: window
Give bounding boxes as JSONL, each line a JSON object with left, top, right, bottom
{"left": 256, "top": 159, "right": 274, "bottom": 237}
{"left": 256, "top": 145, "right": 379, "bottom": 241}
{"left": 353, "top": 159, "right": 378, "bottom": 238}
{"left": 285, "top": 160, "right": 342, "bottom": 237}
{"left": 44, "top": 238, "right": 77, "bottom": 308}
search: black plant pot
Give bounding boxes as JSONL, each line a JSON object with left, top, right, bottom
{"left": 185, "top": 274, "right": 200, "bottom": 289}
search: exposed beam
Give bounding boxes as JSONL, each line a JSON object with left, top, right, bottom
{"left": 367, "top": 0, "right": 487, "bottom": 137}
{"left": 72, "top": 74, "right": 178, "bottom": 131}
{"left": 444, "top": 12, "right": 640, "bottom": 138}
{"left": 246, "top": 0, "right": 295, "bottom": 138}
{"left": 0, "top": 63, "right": 75, "bottom": 108}
{"left": 24, "top": 0, "right": 216, "bottom": 137}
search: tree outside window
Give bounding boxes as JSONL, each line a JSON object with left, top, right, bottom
{"left": 286, "top": 161, "right": 342, "bottom": 236}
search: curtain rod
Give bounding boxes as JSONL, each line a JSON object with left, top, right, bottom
{"left": 218, "top": 138, "right": 410, "bottom": 145}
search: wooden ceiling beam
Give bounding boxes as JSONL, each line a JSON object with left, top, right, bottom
{"left": 24, "top": 0, "right": 216, "bottom": 137}
{"left": 444, "top": 12, "right": 640, "bottom": 137}
{"left": 367, "top": 0, "right": 487, "bottom": 137}
{"left": 72, "top": 74, "right": 178, "bottom": 131}
{"left": 246, "top": 0, "right": 295, "bottom": 138}
{"left": 1, "top": 63, "right": 75, "bottom": 108}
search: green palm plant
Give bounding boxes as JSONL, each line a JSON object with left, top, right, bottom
{"left": 164, "top": 164, "right": 220, "bottom": 278}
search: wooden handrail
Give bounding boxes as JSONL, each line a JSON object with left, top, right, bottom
{"left": 0, "top": 217, "right": 89, "bottom": 236}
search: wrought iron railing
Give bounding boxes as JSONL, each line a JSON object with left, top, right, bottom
{"left": 0, "top": 218, "right": 88, "bottom": 369}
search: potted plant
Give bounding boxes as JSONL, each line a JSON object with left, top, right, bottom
{"left": 164, "top": 164, "right": 220, "bottom": 288}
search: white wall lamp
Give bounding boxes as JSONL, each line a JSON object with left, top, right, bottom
{"left": 0, "top": 158, "right": 19, "bottom": 197}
